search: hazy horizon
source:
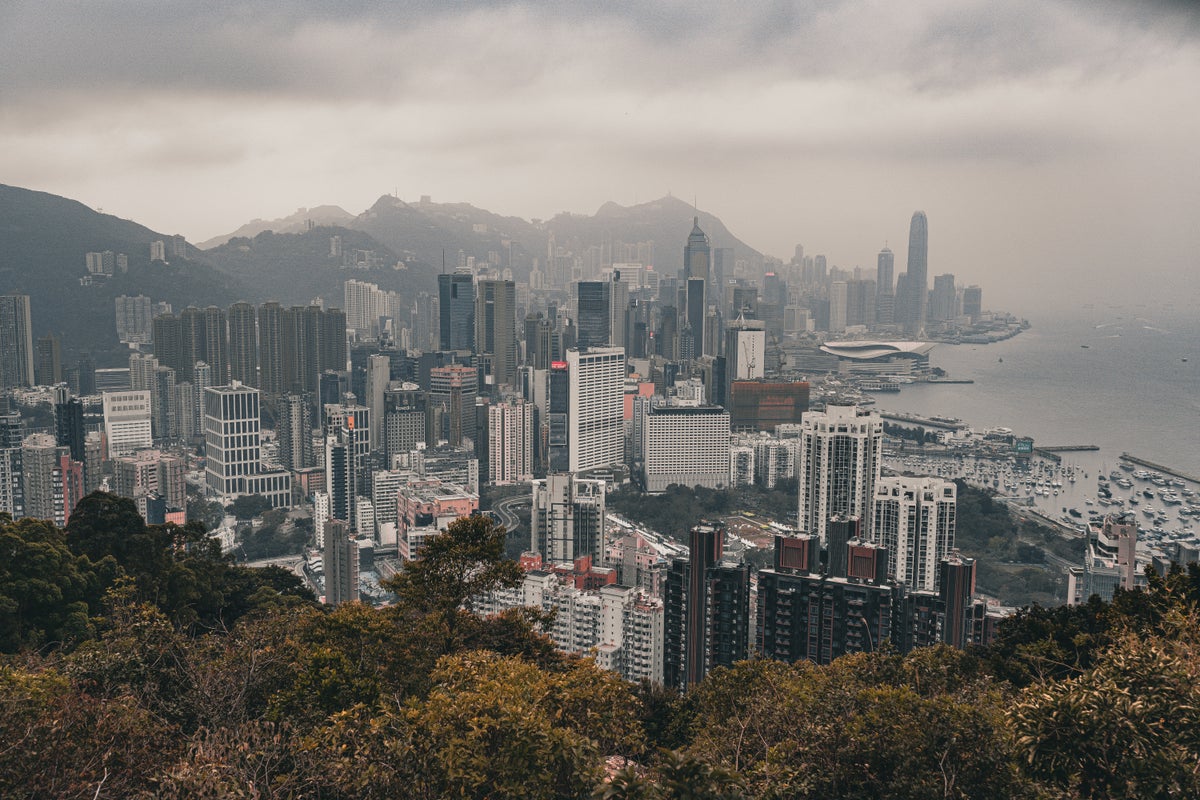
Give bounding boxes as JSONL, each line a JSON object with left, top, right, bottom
{"left": 2, "top": 0, "right": 1198, "bottom": 314}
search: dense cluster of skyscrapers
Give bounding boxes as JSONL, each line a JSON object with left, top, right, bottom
{"left": 0, "top": 206, "right": 1019, "bottom": 685}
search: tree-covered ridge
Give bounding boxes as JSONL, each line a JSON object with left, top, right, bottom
{"left": 1, "top": 491, "right": 1199, "bottom": 798}
{"left": 609, "top": 479, "right": 1075, "bottom": 606}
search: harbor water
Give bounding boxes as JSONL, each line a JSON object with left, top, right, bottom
{"left": 875, "top": 306, "right": 1200, "bottom": 524}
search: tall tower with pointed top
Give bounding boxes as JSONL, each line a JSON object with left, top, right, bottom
{"left": 904, "top": 212, "right": 928, "bottom": 336}
{"left": 683, "top": 218, "right": 711, "bottom": 357}
{"left": 683, "top": 216, "right": 711, "bottom": 282}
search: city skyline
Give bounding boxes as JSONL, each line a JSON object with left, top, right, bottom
{"left": 0, "top": 1, "right": 1197, "bottom": 314}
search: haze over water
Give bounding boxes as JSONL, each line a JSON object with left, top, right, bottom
{"left": 876, "top": 306, "right": 1200, "bottom": 480}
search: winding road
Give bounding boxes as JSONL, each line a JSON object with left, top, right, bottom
{"left": 493, "top": 495, "right": 529, "bottom": 537}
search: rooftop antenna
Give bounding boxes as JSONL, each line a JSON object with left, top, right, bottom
{"left": 441, "top": 249, "right": 446, "bottom": 274}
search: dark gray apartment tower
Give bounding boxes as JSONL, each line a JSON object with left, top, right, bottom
{"left": 276, "top": 392, "right": 314, "bottom": 471}
{"left": 576, "top": 280, "right": 611, "bottom": 349}
{"left": 202, "top": 306, "right": 228, "bottom": 386}
{"left": 475, "top": 279, "right": 517, "bottom": 387}
{"left": 826, "top": 515, "right": 860, "bottom": 579}
{"left": 686, "top": 278, "right": 706, "bottom": 358}
{"left": 319, "top": 370, "right": 350, "bottom": 409}
{"left": 438, "top": 272, "right": 475, "bottom": 351}
{"left": 257, "top": 302, "right": 284, "bottom": 394}
{"left": 665, "top": 523, "right": 751, "bottom": 691}
{"left": 657, "top": 305, "right": 678, "bottom": 360}
{"left": 227, "top": 302, "right": 259, "bottom": 387}
{"left": 323, "top": 519, "right": 359, "bottom": 607}
{"left": 278, "top": 305, "right": 344, "bottom": 398}
{"left": 281, "top": 307, "right": 311, "bottom": 395}
{"left": 34, "top": 334, "right": 62, "bottom": 387}
{"left": 179, "top": 306, "right": 206, "bottom": 383}
{"left": 0, "top": 295, "right": 35, "bottom": 389}
{"left": 54, "top": 387, "right": 86, "bottom": 464}
{"left": 547, "top": 361, "right": 570, "bottom": 473}
{"left": 325, "top": 424, "right": 357, "bottom": 530}
{"left": 757, "top": 534, "right": 901, "bottom": 666}
{"left": 320, "top": 307, "right": 347, "bottom": 377}
{"left": 151, "top": 313, "right": 186, "bottom": 369}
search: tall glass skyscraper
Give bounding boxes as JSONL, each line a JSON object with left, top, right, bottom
{"left": 437, "top": 272, "right": 475, "bottom": 351}
{"left": 0, "top": 295, "right": 35, "bottom": 389}
{"left": 904, "top": 211, "right": 928, "bottom": 336}
{"left": 683, "top": 216, "right": 710, "bottom": 282}
{"left": 683, "top": 218, "right": 712, "bottom": 357}
{"left": 876, "top": 247, "right": 895, "bottom": 295}
{"left": 575, "top": 280, "right": 611, "bottom": 349}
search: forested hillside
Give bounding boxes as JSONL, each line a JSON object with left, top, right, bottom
{"left": 2, "top": 492, "right": 1198, "bottom": 799}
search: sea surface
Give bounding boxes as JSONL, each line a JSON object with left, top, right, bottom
{"left": 874, "top": 306, "right": 1200, "bottom": 514}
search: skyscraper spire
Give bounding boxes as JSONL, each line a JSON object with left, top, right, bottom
{"left": 904, "top": 211, "right": 928, "bottom": 337}
{"left": 683, "top": 217, "right": 710, "bottom": 281}
{"left": 682, "top": 219, "right": 712, "bottom": 358}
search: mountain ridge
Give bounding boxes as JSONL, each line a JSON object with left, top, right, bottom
{"left": 196, "top": 205, "right": 355, "bottom": 250}
{"left": 203, "top": 192, "right": 766, "bottom": 281}
{"left": 0, "top": 184, "right": 248, "bottom": 364}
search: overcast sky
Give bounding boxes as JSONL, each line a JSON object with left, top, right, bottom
{"left": 2, "top": 0, "right": 1197, "bottom": 313}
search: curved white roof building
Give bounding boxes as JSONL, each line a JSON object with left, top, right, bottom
{"left": 819, "top": 341, "right": 935, "bottom": 361}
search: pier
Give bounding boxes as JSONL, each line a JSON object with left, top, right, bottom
{"left": 1033, "top": 445, "right": 1099, "bottom": 462}
{"left": 925, "top": 379, "right": 975, "bottom": 384}
{"left": 880, "top": 412, "right": 967, "bottom": 430}
{"left": 1119, "top": 453, "right": 1200, "bottom": 485}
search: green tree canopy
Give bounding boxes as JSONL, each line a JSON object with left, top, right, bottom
{"left": 316, "top": 651, "right": 642, "bottom": 800}
{"left": 228, "top": 494, "right": 273, "bottom": 520}
{"left": 384, "top": 513, "right": 523, "bottom": 616}
{"left": 0, "top": 516, "right": 112, "bottom": 653}
{"left": 1012, "top": 608, "right": 1200, "bottom": 799}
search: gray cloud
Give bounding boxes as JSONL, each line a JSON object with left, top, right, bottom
{"left": 2, "top": 0, "right": 1195, "bottom": 108}
{"left": 0, "top": 0, "right": 1197, "bottom": 313}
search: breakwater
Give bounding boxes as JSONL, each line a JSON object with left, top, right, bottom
{"left": 1119, "top": 453, "right": 1200, "bottom": 485}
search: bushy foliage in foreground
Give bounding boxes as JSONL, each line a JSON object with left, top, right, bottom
{"left": 2, "top": 491, "right": 1199, "bottom": 799}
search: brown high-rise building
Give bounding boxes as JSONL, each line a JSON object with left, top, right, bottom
{"left": 429, "top": 364, "right": 478, "bottom": 446}
{"left": 664, "top": 523, "right": 751, "bottom": 690}
{"left": 475, "top": 279, "right": 516, "bottom": 387}
{"left": 729, "top": 380, "right": 810, "bottom": 432}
